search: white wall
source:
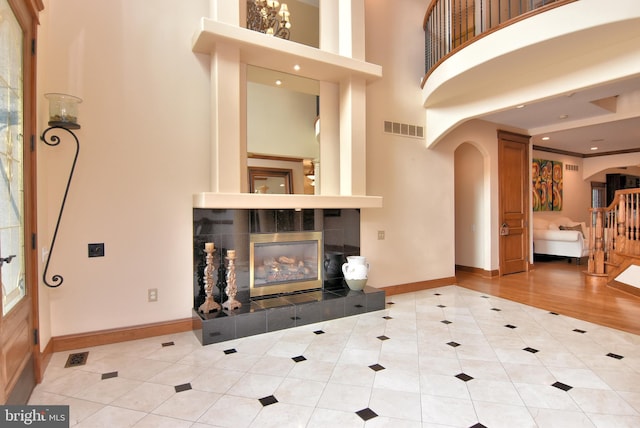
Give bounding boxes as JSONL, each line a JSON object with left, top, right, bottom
{"left": 37, "top": 0, "right": 210, "bottom": 341}
{"left": 362, "top": 0, "right": 456, "bottom": 286}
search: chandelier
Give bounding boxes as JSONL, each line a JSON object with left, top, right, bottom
{"left": 247, "top": 0, "right": 292, "bottom": 40}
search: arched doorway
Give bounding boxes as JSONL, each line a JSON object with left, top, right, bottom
{"left": 454, "top": 142, "right": 488, "bottom": 273}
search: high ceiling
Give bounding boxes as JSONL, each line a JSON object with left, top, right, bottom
{"left": 481, "top": 75, "right": 640, "bottom": 156}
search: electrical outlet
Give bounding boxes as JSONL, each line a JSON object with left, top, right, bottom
{"left": 148, "top": 288, "right": 158, "bottom": 302}
{"left": 88, "top": 243, "right": 104, "bottom": 257}
{"left": 378, "top": 230, "right": 385, "bottom": 240}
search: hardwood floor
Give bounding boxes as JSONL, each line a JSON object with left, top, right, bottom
{"left": 455, "top": 257, "right": 640, "bottom": 336}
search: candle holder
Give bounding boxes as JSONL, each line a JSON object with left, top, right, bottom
{"left": 199, "top": 243, "right": 221, "bottom": 313}
{"left": 222, "top": 250, "right": 242, "bottom": 311}
{"left": 40, "top": 93, "right": 83, "bottom": 288}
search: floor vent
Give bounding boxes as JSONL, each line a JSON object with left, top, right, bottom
{"left": 65, "top": 351, "right": 89, "bottom": 368}
{"left": 383, "top": 121, "right": 424, "bottom": 139}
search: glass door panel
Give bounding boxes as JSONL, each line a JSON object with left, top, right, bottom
{"left": 1, "top": 0, "right": 26, "bottom": 315}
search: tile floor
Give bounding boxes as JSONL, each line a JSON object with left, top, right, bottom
{"left": 28, "top": 285, "right": 640, "bottom": 427}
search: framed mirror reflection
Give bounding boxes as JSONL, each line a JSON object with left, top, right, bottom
{"left": 249, "top": 167, "right": 293, "bottom": 194}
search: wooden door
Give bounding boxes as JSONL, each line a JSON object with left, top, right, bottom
{"left": 1, "top": 0, "right": 41, "bottom": 404}
{"left": 498, "top": 131, "right": 530, "bottom": 275}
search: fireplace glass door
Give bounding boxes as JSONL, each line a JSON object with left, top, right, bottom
{"left": 250, "top": 231, "right": 323, "bottom": 297}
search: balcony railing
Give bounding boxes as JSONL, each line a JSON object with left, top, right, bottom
{"left": 423, "top": 0, "right": 573, "bottom": 85}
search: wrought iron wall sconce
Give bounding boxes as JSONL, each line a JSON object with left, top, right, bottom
{"left": 40, "top": 93, "right": 82, "bottom": 288}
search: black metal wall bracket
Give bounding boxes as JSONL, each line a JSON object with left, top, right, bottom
{"left": 40, "top": 125, "right": 80, "bottom": 288}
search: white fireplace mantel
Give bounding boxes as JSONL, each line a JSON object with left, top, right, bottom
{"left": 193, "top": 192, "right": 383, "bottom": 209}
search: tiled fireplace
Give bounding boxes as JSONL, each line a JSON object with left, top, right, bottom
{"left": 192, "top": 208, "right": 385, "bottom": 345}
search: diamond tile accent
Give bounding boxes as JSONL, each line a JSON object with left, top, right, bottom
{"left": 259, "top": 395, "right": 278, "bottom": 406}
{"left": 356, "top": 408, "right": 378, "bottom": 421}
{"left": 470, "top": 423, "right": 488, "bottom": 428}
{"left": 550, "top": 311, "right": 559, "bottom": 315}
{"left": 377, "top": 335, "right": 390, "bottom": 341}
{"left": 523, "top": 347, "right": 539, "bottom": 354}
{"left": 552, "top": 381, "right": 573, "bottom": 391}
{"left": 607, "top": 352, "right": 624, "bottom": 360}
{"left": 313, "top": 330, "right": 325, "bottom": 335}
{"left": 65, "top": 352, "right": 89, "bottom": 368}
{"left": 224, "top": 348, "right": 237, "bottom": 355}
{"left": 447, "top": 341, "right": 461, "bottom": 348}
{"left": 175, "top": 383, "right": 192, "bottom": 393}
{"left": 354, "top": 304, "right": 364, "bottom": 308}
{"left": 292, "top": 355, "right": 307, "bottom": 363}
{"left": 387, "top": 302, "right": 395, "bottom": 305}
{"left": 161, "top": 341, "right": 175, "bottom": 347}
{"left": 441, "top": 320, "right": 452, "bottom": 324}
{"left": 101, "top": 371, "right": 118, "bottom": 380}
{"left": 573, "top": 329, "right": 587, "bottom": 334}
{"left": 437, "top": 304, "right": 447, "bottom": 308}
{"left": 505, "top": 324, "right": 517, "bottom": 329}
{"left": 290, "top": 316, "right": 301, "bottom": 320}
{"left": 382, "top": 316, "right": 393, "bottom": 320}
{"left": 481, "top": 295, "right": 490, "bottom": 298}
{"left": 369, "top": 364, "right": 385, "bottom": 372}
{"left": 491, "top": 308, "right": 502, "bottom": 311}
{"left": 434, "top": 293, "right": 441, "bottom": 296}
{"left": 456, "top": 373, "right": 474, "bottom": 382}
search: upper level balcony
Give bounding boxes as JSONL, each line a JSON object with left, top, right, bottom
{"left": 421, "top": 0, "right": 640, "bottom": 150}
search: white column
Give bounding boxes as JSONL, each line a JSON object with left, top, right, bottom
{"left": 339, "top": 0, "right": 365, "bottom": 60}
{"left": 319, "top": 81, "right": 340, "bottom": 195}
{"left": 319, "top": 0, "right": 368, "bottom": 196}
{"left": 210, "top": 43, "right": 243, "bottom": 193}
{"left": 319, "top": 0, "right": 339, "bottom": 53}
{"left": 340, "top": 76, "right": 367, "bottom": 196}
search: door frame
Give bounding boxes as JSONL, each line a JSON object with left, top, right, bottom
{"left": 1, "top": 0, "right": 43, "bottom": 404}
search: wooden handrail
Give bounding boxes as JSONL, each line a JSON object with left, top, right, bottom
{"left": 422, "top": 0, "right": 576, "bottom": 88}
{"left": 587, "top": 188, "right": 640, "bottom": 277}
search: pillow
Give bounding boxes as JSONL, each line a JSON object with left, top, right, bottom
{"left": 559, "top": 224, "right": 585, "bottom": 238}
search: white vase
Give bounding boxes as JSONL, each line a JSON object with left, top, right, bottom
{"left": 342, "top": 256, "right": 369, "bottom": 290}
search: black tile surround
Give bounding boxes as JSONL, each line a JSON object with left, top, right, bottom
{"left": 192, "top": 208, "right": 385, "bottom": 345}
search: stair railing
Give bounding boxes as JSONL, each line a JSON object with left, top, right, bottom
{"left": 587, "top": 189, "right": 640, "bottom": 277}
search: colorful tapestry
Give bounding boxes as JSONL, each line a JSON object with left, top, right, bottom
{"left": 532, "top": 159, "right": 563, "bottom": 211}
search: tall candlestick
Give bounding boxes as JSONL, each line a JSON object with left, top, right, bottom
{"left": 198, "top": 244, "right": 221, "bottom": 314}
{"left": 222, "top": 249, "right": 242, "bottom": 311}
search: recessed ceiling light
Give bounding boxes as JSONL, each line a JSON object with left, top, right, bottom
{"left": 542, "top": 137, "right": 550, "bottom": 141}
{"left": 275, "top": 79, "right": 282, "bottom": 86}
{"left": 293, "top": 64, "right": 300, "bottom": 71}
{"left": 516, "top": 104, "right": 526, "bottom": 109}
{"left": 590, "top": 146, "right": 599, "bottom": 151}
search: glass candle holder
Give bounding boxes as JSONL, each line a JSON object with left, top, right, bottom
{"left": 45, "top": 93, "right": 82, "bottom": 129}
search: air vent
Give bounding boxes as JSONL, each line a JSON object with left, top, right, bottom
{"left": 565, "top": 164, "right": 579, "bottom": 172}
{"left": 383, "top": 121, "right": 424, "bottom": 139}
